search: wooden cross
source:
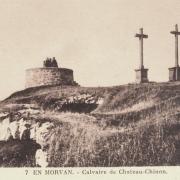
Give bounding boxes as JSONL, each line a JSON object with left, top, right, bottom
{"left": 135, "top": 28, "right": 148, "bottom": 69}
{"left": 170, "top": 24, "right": 180, "bottom": 67}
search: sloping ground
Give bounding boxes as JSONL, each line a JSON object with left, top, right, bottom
{"left": 0, "top": 82, "right": 180, "bottom": 166}
{"left": 3, "top": 82, "right": 180, "bottom": 113}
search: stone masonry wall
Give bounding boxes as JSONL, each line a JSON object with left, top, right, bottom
{"left": 26, "top": 68, "right": 74, "bottom": 88}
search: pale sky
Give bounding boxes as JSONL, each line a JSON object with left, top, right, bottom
{"left": 0, "top": 0, "right": 180, "bottom": 100}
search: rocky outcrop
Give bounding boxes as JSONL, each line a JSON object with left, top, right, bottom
{"left": 0, "top": 94, "right": 104, "bottom": 167}
{"left": 44, "top": 94, "right": 103, "bottom": 113}
{"left": 0, "top": 105, "right": 55, "bottom": 167}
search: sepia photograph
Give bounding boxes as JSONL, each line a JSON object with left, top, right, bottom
{"left": 0, "top": 0, "right": 180, "bottom": 173}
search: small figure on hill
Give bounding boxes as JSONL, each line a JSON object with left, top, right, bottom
{"left": 43, "top": 58, "right": 51, "bottom": 67}
{"left": 51, "top": 57, "right": 58, "bottom": 67}
{"left": 14, "top": 125, "right": 20, "bottom": 140}
{"left": 43, "top": 57, "right": 58, "bottom": 68}
{"left": 21, "top": 124, "right": 31, "bottom": 140}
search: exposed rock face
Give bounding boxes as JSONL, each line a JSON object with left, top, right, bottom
{"left": 45, "top": 94, "right": 103, "bottom": 113}
{"left": 0, "top": 94, "right": 102, "bottom": 142}
{"left": 0, "top": 93, "right": 103, "bottom": 167}
{"left": 0, "top": 106, "right": 54, "bottom": 167}
{"left": 35, "top": 149, "right": 48, "bottom": 167}
{"left": 0, "top": 113, "right": 55, "bottom": 142}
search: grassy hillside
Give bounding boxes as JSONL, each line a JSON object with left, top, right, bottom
{"left": 0, "top": 82, "right": 180, "bottom": 166}
{"left": 4, "top": 82, "right": 180, "bottom": 113}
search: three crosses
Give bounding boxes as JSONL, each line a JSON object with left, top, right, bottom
{"left": 135, "top": 24, "right": 180, "bottom": 83}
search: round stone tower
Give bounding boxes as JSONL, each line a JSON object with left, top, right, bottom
{"left": 25, "top": 57, "right": 77, "bottom": 88}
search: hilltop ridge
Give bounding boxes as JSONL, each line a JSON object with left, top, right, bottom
{"left": 3, "top": 82, "right": 180, "bottom": 114}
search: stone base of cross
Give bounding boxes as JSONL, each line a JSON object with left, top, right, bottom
{"left": 135, "top": 68, "right": 149, "bottom": 83}
{"left": 169, "top": 67, "right": 180, "bottom": 81}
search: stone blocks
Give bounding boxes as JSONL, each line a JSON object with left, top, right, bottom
{"left": 25, "top": 68, "right": 75, "bottom": 88}
{"left": 169, "top": 67, "right": 180, "bottom": 81}
{"left": 135, "top": 68, "right": 149, "bottom": 83}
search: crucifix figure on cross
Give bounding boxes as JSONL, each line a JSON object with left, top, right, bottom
{"left": 135, "top": 28, "right": 148, "bottom": 69}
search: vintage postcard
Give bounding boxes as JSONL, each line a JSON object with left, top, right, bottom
{"left": 0, "top": 0, "right": 180, "bottom": 180}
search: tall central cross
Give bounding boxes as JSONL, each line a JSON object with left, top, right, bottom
{"left": 135, "top": 28, "right": 148, "bottom": 69}
{"left": 170, "top": 24, "right": 180, "bottom": 67}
